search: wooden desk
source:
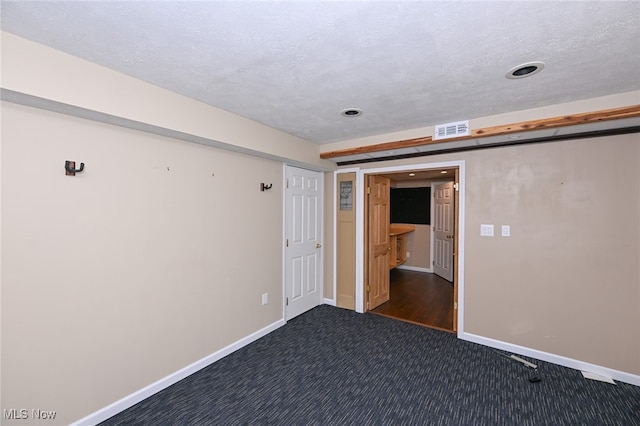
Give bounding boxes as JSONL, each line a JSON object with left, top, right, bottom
{"left": 389, "top": 224, "right": 415, "bottom": 269}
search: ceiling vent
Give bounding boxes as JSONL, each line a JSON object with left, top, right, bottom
{"left": 434, "top": 120, "right": 470, "bottom": 140}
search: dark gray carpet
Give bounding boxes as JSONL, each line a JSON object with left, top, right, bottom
{"left": 100, "top": 305, "right": 640, "bottom": 425}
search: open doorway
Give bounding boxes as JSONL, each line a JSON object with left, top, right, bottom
{"left": 357, "top": 162, "right": 463, "bottom": 333}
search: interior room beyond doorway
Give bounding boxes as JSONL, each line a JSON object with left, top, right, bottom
{"left": 365, "top": 166, "right": 458, "bottom": 332}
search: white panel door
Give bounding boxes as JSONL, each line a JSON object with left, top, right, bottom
{"left": 285, "top": 166, "right": 323, "bottom": 320}
{"left": 433, "top": 181, "right": 454, "bottom": 282}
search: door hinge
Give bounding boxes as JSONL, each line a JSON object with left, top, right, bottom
{"left": 367, "top": 186, "right": 371, "bottom": 194}
{"left": 454, "top": 301, "right": 458, "bottom": 310}
{"left": 453, "top": 182, "right": 459, "bottom": 191}
{"left": 286, "top": 239, "right": 289, "bottom": 247}
{"left": 366, "top": 284, "right": 371, "bottom": 292}
{"left": 286, "top": 297, "right": 289, "bottom": 306}
{"left": 286, "top": 178, "right": 289, "bottom": 189}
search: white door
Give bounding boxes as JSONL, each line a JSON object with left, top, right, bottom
{"left": 285, "top": 166, "right": 323, "bottom": 320}
{"left": 433, "top": 181, "right": 454, "bottom": 282}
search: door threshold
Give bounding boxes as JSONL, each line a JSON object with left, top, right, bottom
{"left": 367, "top": 311, "right": 455, "bottom": 334}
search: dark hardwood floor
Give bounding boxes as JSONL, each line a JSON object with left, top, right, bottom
{"left": 371, "top": 269, "right": 454, "bottom": 332}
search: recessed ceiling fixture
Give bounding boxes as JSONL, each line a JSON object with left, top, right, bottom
{"left": 506, "top": 61, "right": 545, "bottom": 79}
{"left": 441, "top": 170, "right": 448, "bottom": 174}
{"left": 341, "top": 108, "right": 363, "bottom": 117}
{"left": 409, "top": 173, "right": 416, "bottom": 177}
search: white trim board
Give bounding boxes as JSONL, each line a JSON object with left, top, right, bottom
{"left": 70, "top": 319, "right": 285, "bottom": 426}
{"left": 282, "top": 163, "right": 288, "bottom": 322}
{"left": 461, "top": 332, "right": 640, "bottom": 387}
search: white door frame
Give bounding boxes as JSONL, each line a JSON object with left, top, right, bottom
{"left": 354, "top": 160, "right": 466, "bottom": 336}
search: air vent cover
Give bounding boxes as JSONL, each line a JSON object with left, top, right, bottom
{"left": 434, "top": 120, "right": 470, "bottom": 140}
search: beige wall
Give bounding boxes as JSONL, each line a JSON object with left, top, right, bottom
{"left": 343, "top": 134, "right": 640, "bottom": 376}
{"left": 463, "top": 136, "right": 639, "bottom": 374}
{"left": 398, "top": 224, "right": 430, "bottom": 270}
{"left": 1, "top": 102, "right": 287, "bottom": 424}
{"left": 0, "top": 32, "right": 338, "bottom": 424}
{"left": 0, "top": 32, "right": 343, "bottom": 425}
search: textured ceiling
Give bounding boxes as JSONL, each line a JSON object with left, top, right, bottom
{"left": 1, "top": 1, "right": 639, "bottom": 145}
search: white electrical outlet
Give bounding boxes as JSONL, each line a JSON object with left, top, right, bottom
{"left": 480, "top": 224, "right": 494, "bottom": 236}
{"left": 501, "top": 225, "right": 510, "bottom": 237}
{"left": 406, "top": 251, "right": 411, "bottom": 258}
{"left": 262, "top": 293, "right": 268, "bottom": 305}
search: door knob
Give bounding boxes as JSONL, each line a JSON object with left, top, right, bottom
{"left": 316, "top": 243, "right": 322, "bottom": 248}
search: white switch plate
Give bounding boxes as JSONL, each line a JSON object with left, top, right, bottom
{"left": 480, "top": 224, "right": 494, "bottom": 236}
{"left": 262, "top": 293, "right": 268, "bottom": 305}
{"left": 406, "top": 251, "right": 411, "bottom": 258}
{"left": 501, "top": 225, "right": 510, "bottom": 237}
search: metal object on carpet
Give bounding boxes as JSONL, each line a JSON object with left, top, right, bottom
{"left": 493, "top": 349, "right": 542, "bottom": 383}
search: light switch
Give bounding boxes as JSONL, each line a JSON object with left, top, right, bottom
{"left": 480, "top": 224, "right": 494, "bottom": 236}
{"left": 501, "top": 225, "right": 511, "bottom": 237}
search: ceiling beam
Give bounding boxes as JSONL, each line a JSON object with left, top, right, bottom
{"left": 319, "top": 105, "right": 640, "bottom": 160}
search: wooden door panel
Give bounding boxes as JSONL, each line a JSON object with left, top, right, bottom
{"left": 336, "top": 173, "right": 356, "bottom": 310}
{"left": 368, "top": 175, "right": 390, "bottom": 310}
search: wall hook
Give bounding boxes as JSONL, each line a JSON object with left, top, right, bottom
{"left": 65, "top": 161, "right": 85, "bottom": 176}
{"left": 261, "top": 183, "right": 273, "bottom": 191}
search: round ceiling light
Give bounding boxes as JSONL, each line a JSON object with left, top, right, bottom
{"left": 341, "top": 108, "right": 363, "bottom": 117}
{"left": 506, "top": 61, "right": 545, "bottom": 79}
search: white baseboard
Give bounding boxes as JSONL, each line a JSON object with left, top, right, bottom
{"left": 460, "top": 331, "right": 640, "bottom": 387}
{"left": 323, "top": 298, "right": 336, "bottom": 306}
{"left": 71, "top": 318, "right": 285, "bottom": 426}
{"left": 396, "top": 265, "right": 432, "bottom": 273}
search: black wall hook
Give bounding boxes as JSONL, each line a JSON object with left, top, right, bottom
{"left": 261, "top": 183, "right": 273, "bottom": 191}
{"left": 65, "top": 161, "right": 85, "bottom": 176}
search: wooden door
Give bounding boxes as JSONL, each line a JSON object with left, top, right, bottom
{"left": 285, "top": 166, "right": 323, "bottom": 320}
{"left": 433, "top": 181, "right": 454, "bottom": 282}
{"left": 367, "top": 175, "right": 390, "bottom": 310}
{"left": 336, "top": 172, "right": 356, "bottom": 310}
